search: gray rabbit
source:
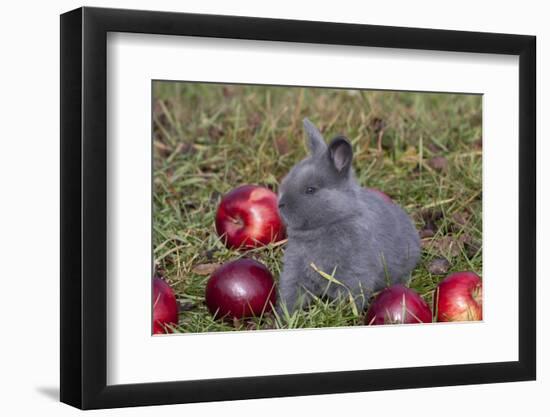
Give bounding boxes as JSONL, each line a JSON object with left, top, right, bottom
{"left": 277, "top": 118, "right": 420, "bottom": 314}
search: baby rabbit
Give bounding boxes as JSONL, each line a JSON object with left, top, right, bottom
{"left": 277, "top": 118, "right": 420, "bottom": 314}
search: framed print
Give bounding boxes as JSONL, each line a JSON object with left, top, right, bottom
{"left": 60, "top": 6, "right": 536, "bottom": 410}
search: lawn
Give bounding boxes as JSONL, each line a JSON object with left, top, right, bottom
{"left": 152, "top": 82, "right": 482, "bottom": 333}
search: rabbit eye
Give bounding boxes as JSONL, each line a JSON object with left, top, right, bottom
{"left": 305, "top": 186, "right": 317, "bottom": 195}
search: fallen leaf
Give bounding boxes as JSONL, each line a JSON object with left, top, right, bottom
{"left": 464, "top": 239, "right": 481, "bottom": 259}
{"left": 452, "top": 211, "right": 470, "bottom": 226}
{"left": 419, "top": 228, "right": 435, "bottom": 239}
{"left": 415, "top": 208, "right": 443, "bottom": 232}
{"left": 418, "top": 208, "right": 444, "bottom": 222}
{"left": 427, "top": 156, "right": 448, "bottom": 171}
{"left": 427, "top": 258, "right": 451, "bottom": 275}
{"left": 421, "top": 235, "right": 469, "bottom": 258}
{"left": 370, "top": 117, "right": 386, "bottom": 134}
{"left": 192, "top": 263, "right": 221, "bottom": 275}
{"left": 275, "top": 136, "right": 290, "bottom": 155}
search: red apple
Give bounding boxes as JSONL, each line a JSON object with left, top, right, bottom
{"left": 365, "top": 284, "right": 432, "bottom": 325}
{"left": 205, "top": 259, "right": 277, "bottom": 319}
{"left": 215, "top": 185, "right": 285, "bottom": 250}
{"left": 435, "top": 271, "right": 482, "bottom": 322}
{"left": 367, "top": 187, "right": 393, "bottom": 203}
{"left": 153, "top": 277, "right": 179, "bottom": 334}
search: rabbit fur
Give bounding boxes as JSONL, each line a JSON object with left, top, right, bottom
{"left": 277, "top": 118, "right": 420, "bottom": 313}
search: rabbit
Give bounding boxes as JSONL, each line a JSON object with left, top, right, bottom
{"left": 276, "top": 118, "right": 421, "bottom": 314}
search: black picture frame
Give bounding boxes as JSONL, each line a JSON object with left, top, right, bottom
{"left": 60, "top": 6, "right": 536, "bottom": 410}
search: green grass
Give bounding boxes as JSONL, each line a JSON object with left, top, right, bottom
{"left": 153, "top": 82, "right": 482, "bottom": 333}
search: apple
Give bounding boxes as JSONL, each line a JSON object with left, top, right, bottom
{"left": 215, "top": 185, "right": 285, "bottom": 250}
{"left": 205, "top": 258, "right": 277, "bottom": 319}
{"left": 435, "top": 271, "right": 482, "bottom": 322}
{"left": 153, "top": 277, "right": 179, "bottom": 334}
{"left": 367, "top": 187, "right": 393, "bottom": 203}
{"left": 365, "top": 284, "right": 432, "bottom": 325}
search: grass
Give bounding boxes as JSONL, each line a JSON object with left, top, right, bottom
{"left": 153, "top": 82, "right": 482, "bottom": 333}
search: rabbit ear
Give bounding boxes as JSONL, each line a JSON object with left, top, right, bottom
{"left": 328, "top": 136, "right": 353, "bottom": 173}
{"left": 303, "top": 118, "right": 327, "bottom": 155}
